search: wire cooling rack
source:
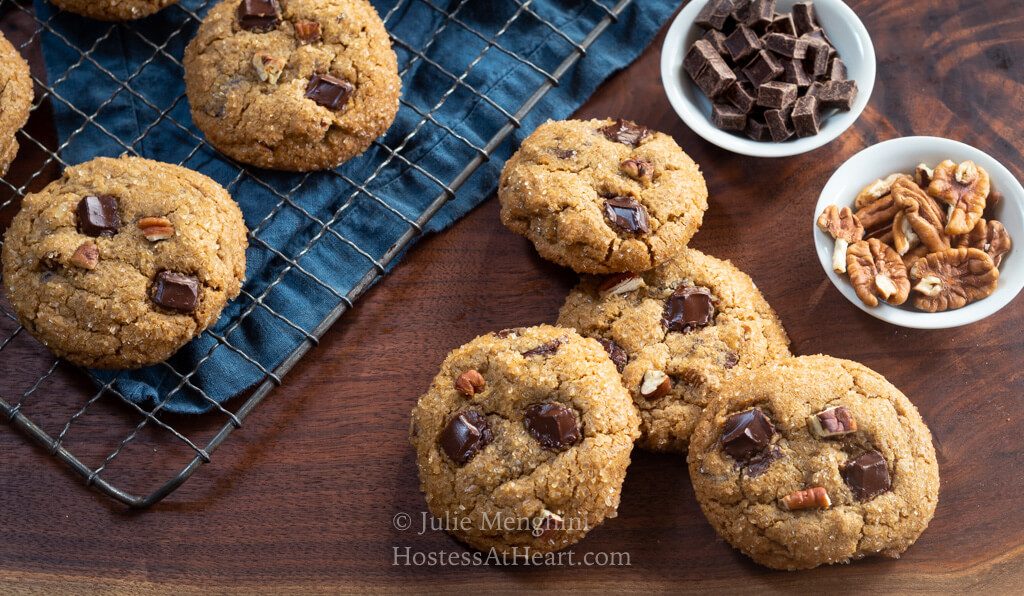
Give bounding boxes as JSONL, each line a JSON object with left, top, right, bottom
{"left": 0, "top": 0, "right": 632, "bottom": 508}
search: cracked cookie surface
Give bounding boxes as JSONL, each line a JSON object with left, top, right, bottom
{"left": 498, "top": 118, "right": 708, "bottom": 274}
{"left": 184, "top": 0, "right": 400, "bottom": 171}
{"left": 0, "top": 31, "right": 33, "bottom": 177}
{"left": 1, "top": 156, "right": 248, "bottom": 369}
{"left": 688, "top": 355, "right": 940, "bottom": 570}
{"left": 558, "top": 248, "right": 791, "bottom": 453}
{"left": 49, "top": 0, "right": 179, "bottom": 21}
{"left": 409, "top": 325, "right": 641, "bottom": 554}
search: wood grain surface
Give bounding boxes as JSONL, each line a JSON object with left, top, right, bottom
{"left": 2, "top": 0, "right": 1023, "bottom": 592}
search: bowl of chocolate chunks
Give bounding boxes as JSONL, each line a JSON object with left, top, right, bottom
{"left": 660, "top": 0, "right": 875, "bottom": 157}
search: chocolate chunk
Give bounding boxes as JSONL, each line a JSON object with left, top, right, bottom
{"left": 764, "top": 33, "right": 809, "bottom": 59}
{"left": 596, "top": 338, "right": 628, "bottom": 373}
{"left": 522, "top": 338, "right": 564, "bottom": 358}
{"left": 663, "top": 285, "right": 716, "bottom": 333}
{"left": 745, "top": 115, "right": 770, "bottom": 141}
{"left": 803, "top": 39, "right": 831, "bottom": 77}
{"left": 791, "top": 1, "right": 819, "bottom": 36}
{"left": 686, "top": 40, "right": 738, "bottom": 98}
{"left": 756, "top": 80, "right": 797, "bottom": 109}
{"left": 695, "top": 0, "right": 736, "bottom": 31}
{"left": 742, "top": 50, "right": 783, "bottom": 86}
{"left": 745, "top": 445, "right": 781, "bottom": 477}
{"left": 781, "top": 58, "right": 811, "bottom": 88}
{"left": 712, "top": 103, "right": 747, "bottom": 131}
{"left": 150, "top": 271, "right": 200, "bottom": 314}
{"left": 600, "top": 118, "right": 651, "bottom": 147}
{"left": 702, "top": 29, "right": 730, "bottom": 57}
{"left": 801, "top": 27, "right": 833, "bottom": 47}
{"left": 766, "top": 13, "right": 796, "bottom": 36}
{"left": 604, "top": 196, "right": 651, "bottom": 234}
{"left": 791, "top": 94, "right": 820, "bottom": 137}
{"left": 731, "top": 0, "right": 752, "bottom": 22}
{"left": 495, "top": 327, "right": 525, "bottom": 339}
{"left": 841, "top": 450, "right": 891, "bottom": 501}
{"left": 826, "top": 56, "right": 847, "bottom": 81}
{"left": 76, "top": 195, "right": 121, "bottom": 238}
{"left": 810, "top": 79, "right": 858, "bottom": 110}
{"left": 765, "top": 107, "right": 794, "bottom": 141}
{"left": 721, "top": 408, "right": 775, "bottom": 462}
{"left": 439, "top": 410, "right": 493, "bottom": 465}
{"left": 524, "top": 403, "right": 581, "bottom": 451}
{"left": 724, "top": 82, "right": 757, "bottom": 113}
{"left": 237, "top": 0, "right": 281, "bottom": 33}
{"left": 744, "top": 0, "right": 775, "bottom": 30}
{"left": 553, "top": 148, "right": 577, "bottom": 160}
{"left": 723, "top": 351, "right": 740, "bottom": 369}
{"left": 305, "top": 74, "right": 355, "bottom": 111}
{"left": 723, "top": 24, "right": 761, "bottom": 62}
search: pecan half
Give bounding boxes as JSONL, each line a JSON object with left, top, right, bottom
{"left": 138, "top": 216, "right": 175, "bottom": 242}
{"left": 846, "top": 238, "right": 910, "bottom": 307}
{"left": 913, "top": 163, "right": 933, "bottom": 189}
{"left": 69, "top": 242, "right": 99, "bottom": 270}
{"left": 892, "top": 177, "right": 949, "bottom": 253}
{"left": 909, "top": 248, "right": 999, "bottom": 312}
{"left": 956, "top": 219, "right": 1012, "bottom": 268}
{"left": 853, "top": 194, "right": 900, "bottom": 236}
{"left": 928, "top": 159, "right": 990, "bottom": 235}
{"left": 891, "top": 210, "right": 918, "bottom": 256}
{"left": 854, "top": 173, "right": 908, "bottom": 209}
{"left": 817, "top": 205, "right": 864, "bottom": 273}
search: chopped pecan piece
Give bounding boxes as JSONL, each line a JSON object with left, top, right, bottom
{"left": 138, "top": 216, "right": 175, "bottom": 242}
{"left": 639, "top": 369, "right": 671, "bottom": 400}
{"left": 807, "top": 406, "right": 857, "bottom": 438}
{"left": 69, "top": 242, "right": 99, "bottom": 270}
{"left": 909, "top": 248, "right": 999, "bottom": 312}
{"left": 928, "top": 159, "right": 990, "bottom": 235}
{"left": 252, "top": 53, "right": 285, "bottom": 84}
{"left": 892, "top": 177, "right": 949, "bottom": 253}
{"left": 619, "top": 158, "right": 654, "bottom": 184}
{"left": 598, "top": 272, "right": 645, "bottom": 298}
{"left": 854, "top": 173, "right": 908, "bottom": 209}
{"left": 817, "top": 205, "right": 864, "bottom": 273}
{"left": 781, "top": 486, "right": 831, "bottom": 511}
{"left": 846, "top": 238, "right": 910, "bottom": 307}
{"left": 294, "top": 19, "right": 322, "bottom": 44}
{"left": 913, "top": 163, "right": 933, "bottom": 188}
{"left": 956, "top": 219, "right": 1012, "bottom": 268}
{"left": 455, "top": 369, "right": 486, "bottom": 397}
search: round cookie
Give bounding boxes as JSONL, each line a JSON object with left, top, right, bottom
{"left": 0, "top": 32, "right": 33, "bottom": 177}
{"left": 688, "top": 355, "right": 940, "bottom": 570}
{"left": 557, "top": 248, "right": 791, "bottom": 453}
{"left": 498, "top": 118, "right": 708, "bottom": 274}
{"left": 184, "top": 0, "right": 401, "bottom": 171}
{"left": 1, "top": 156, "right": 248, "bottom": 369}
{"left": 409, "top": 325, "right": 641, "bottom": 554}
{"left": 49, "top": 0, "right": 178, "bottom": 21}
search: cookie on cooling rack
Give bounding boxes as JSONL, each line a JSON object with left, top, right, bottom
{"left": 498, "top": 118, "right": 709, "bottom": 274}
{"left": 183, "top": 0, "right": 401, "bottom": 171}
{"left": 409, "top": 325, "right": 641, "bottom": 554}
{"left": 688, "top": 355, "right": 940, "bottom": 570}
{"left": 0, "top": 31, "right": 33, "bottom": 177}
{"left": 49, "top": 0, "right": 180, "bottom": 21}
{"left": 1, "top": 156, "right": 248, "bottom": 369}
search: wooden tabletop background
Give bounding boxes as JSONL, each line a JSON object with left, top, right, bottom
{"left": 2, "top": 0, "right": 1023, "bottom": 592}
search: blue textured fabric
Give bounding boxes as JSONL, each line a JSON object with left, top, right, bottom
{"left": 34, "top": 0, "right": 680, "bottom": 413}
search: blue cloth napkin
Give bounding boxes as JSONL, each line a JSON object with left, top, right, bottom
{"left": 34, "top": 0, "right": 680, "bottom": 413}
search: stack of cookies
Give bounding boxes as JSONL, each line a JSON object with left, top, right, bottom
{"left": 410, "top": 118, "right": 940, "bottom": 570}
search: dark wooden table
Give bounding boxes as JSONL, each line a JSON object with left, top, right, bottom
{"left": 2, "top": 1, "right": 1023, "bottom": 592}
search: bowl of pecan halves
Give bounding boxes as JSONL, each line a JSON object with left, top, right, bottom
{"left": 814, "top": 136, "right": 1024, "bottom": 329}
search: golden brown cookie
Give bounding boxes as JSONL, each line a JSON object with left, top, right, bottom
{"left": 1, "top": 156, "right": 248, "bottom": 369}
{"left": 409, "top": 325, "right": 641, "bottom": 554}
{"left": 48, "top": 0, "right": 178, "bottom": 20}
{"left": 0, "top": 31, "right": 33, "bottom": 177}
{"left": 688, "top": 356, "right": 940, "bottom": 570}
{"left": 499, "top": 118, "right": 709, "bottom": 274}
{"left": 184, "top": 0, "right": 401, "bottom": 171}
{"left": 557, "top": 248, "right": 791, "bottom": 452}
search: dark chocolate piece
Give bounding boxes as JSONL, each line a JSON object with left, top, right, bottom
{"left": 439, "top": 410, "right": 493, "bottom": 465}
{"left": 791, "top": 1, "right": 819, "bottom": 36}
{"left": 745, "top": 445, "right": 781, "bottom": 477}
{"left": 791, "top": 94, "right": 820, "bottom": 137}
{"left": 841, "top": 451, "right": 891, "bottom": 501}
{"left": 742, "top": 50, "right": 783, "bottom": 86}
{"left": 712, "top": 103, "right": 747, "bottom": 131}
{"left": 603, "top": 196, "right": 651, "bottom": 234}
{"left": 756, "top": 80, "right": 797, "bottom": 109}
{"left": 237, "top": 0, "right": 281, "bottom": 33}
{"left": 724, "top": 82, "right": 757, "bottom": 113}
{"left": 763, "top": 32, "right": 809, "bottom": 59}
{"left": 703, "top": 28, "right": 730, "bottom": 57}
{"left": 695, "top": 0, "right": 735, "bottom": 31}
{"left": 781, "top": 58, "right": 812, "bottom": 87}
{"left": 663, "top": 286, "right": 716, "bottom": 333}
{"left": 600, "top": 118, "right": 651, "bottom": 147}
{"left": 305, "top": 74, "right": 355, "bottom": 111}
{"left": 723, "top": 24, "right": 761, "bottom": 62}
{"left": 721, "top": 408, "right": 775, "bottom": 462}
{"left": 691, "top": 46, "right": 738, "bottom": 98}
{"left": 745, "top": 115, "right": 770, "bottom": 141}
{"left": 596, "top": 338, "right": 628, "bottom": 373}
{"left": 744, "top": 0, "right": 775, "bottom": 30}
{"left": 524, "top": 403, "right": 581, "bottom": 451}
{"left": 76, "top": 195, "right": 121, "bottom": 238}
{"left": 826, "top": 56, "right": 847, "bottom": 81}
{"left": 804, "top": 39, "right": 831, "bottom": 77}
{"left": 810, "top": 79, "right": 858, "bottom": 110}
{"left": 731, "top": 0, "right": 752, "bottom": 22}
{"left": 522, "top": 338, "right": 564, "bottom": 358}
{"left": 766, "top": 13, "right": 796, "bottom": 36}
{"left": 765, "top": 107, "right": 793, "bottom": 141}
{"left": 151, "top": 271, "right": 200, "bottom": 314}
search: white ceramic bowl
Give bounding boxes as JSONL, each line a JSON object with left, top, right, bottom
{"left": 660, "top": 0, "right": 876, "bottom": 157}
{"left": 813, "top": 136, "right": 1024, "bottom": 329}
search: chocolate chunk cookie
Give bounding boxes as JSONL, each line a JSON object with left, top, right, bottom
{"left": 184, "top": 0, "right": 401, "bottom": 171}
{"left": 1, "top": 156, "right": 248, "bottom": 369}
{"left": 409, "top": 325, "right": 641, "bottom": 554}
{"left": 498, "top": 118, "right": 709, "bottom": 274}
{"left": 557, "top": 248, "right": 791, "bottom": 452}
{"left": 49, "top": 0, "right": 178, "bottom": 21}
{"left": 688, "top": 356, "right": 940, "bottom": 570}
{"left": 0, "top": 32, "right": 33, "bottom": 177}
